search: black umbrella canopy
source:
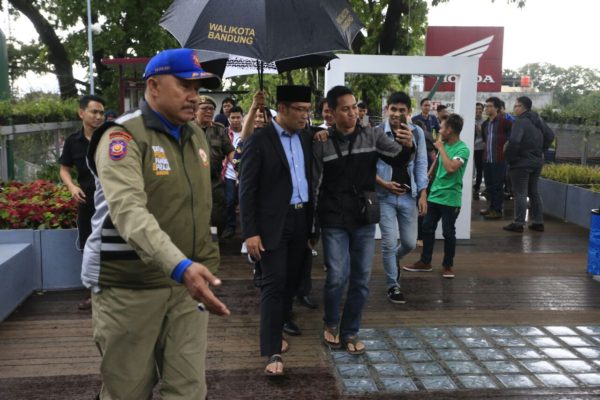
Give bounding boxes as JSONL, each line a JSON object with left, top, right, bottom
{"left": 160, "top": 0, "right": 363, "bottom": 63}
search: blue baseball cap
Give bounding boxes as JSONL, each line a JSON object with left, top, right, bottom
{"left": 143, "top": 48, "right": 221, "bottom": 89}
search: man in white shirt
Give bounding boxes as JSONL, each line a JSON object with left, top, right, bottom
{"left": 222, "top": 106, "right": 244, "bottom": 239}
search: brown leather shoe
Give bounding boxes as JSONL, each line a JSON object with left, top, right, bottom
{"left": 402, "top": 260, "right": 432, "bottom": 272}
{"left": 78, "top": 297, "right": 92, "bottom": 310}
{"left": 483, "top": 210, "right": 502, "bottom": 220}
{"left": 479, "top": 208, "right": 491, "bottom": 216}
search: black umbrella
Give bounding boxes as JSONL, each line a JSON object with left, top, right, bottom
{"left": 160, "top": 0, "right": 362, "bottom": 87}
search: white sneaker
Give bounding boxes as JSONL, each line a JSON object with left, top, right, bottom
{"left": 241, "top": 242, "right": 248, "bottom": 254}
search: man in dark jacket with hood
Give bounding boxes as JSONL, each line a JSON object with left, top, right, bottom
{"left": 503, "top": 96, "right": 554, "bottom": 233}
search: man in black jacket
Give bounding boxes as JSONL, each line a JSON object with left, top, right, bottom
{"left": 313, "top": 85, "right": 414, "bottom": 355}
{"left": 503, "top": 96, "right": 554, "bottom": 233}
{"left": 239, "top": 85, "right": 314, "bottom": 376}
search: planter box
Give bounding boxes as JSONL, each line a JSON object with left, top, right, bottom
{"left": 538, "top": 178, "right": 568, "bottom": 221}
{"left": 566, "top": 185, "right": 600, "bottom": 229}
{"left": 539, "top": 178, "right": 600, "bottom": 229}
{"left": 0, "top": 228, "right": 83, "bottom": 291}
{"left": 0, "top": 243, "right": 36, "bottom": 321}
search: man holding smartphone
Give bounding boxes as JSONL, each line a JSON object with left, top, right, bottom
{"left": 375, "top": 92, "right": 429, "bottom": 304}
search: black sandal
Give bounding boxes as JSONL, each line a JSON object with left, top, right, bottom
{"left": 264, "top": 354, "right": 284, "bottom": 376}
{"left": 322, "top": 325, "right": 342, "bottom": 349}
{"left": 342, "top": 336, "right": 366, "bottom": 355}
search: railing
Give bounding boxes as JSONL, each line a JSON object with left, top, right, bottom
{"left": 0, "top": 121, "right": 80, "bottom": 181}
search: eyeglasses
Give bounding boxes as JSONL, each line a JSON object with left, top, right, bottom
{"left": 198, "top": 106, "right": 215, "bottom": 112}
{"left": 288, "top": 105, "right": 312, "bottom": 115}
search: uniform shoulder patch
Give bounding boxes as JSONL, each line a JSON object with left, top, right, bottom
{"left": 109, "top": 138, "right": 128, "bottom": 161}
{"left": 108, "top": 130, "right": 133, "bottom": 141}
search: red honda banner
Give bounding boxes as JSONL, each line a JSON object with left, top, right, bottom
{"left": 425, "top": 26, "right": 504, "bottom": 92}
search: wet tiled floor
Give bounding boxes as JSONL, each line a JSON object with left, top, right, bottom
{"left": 330, "top": 325, "right": 600, "bottom": 394}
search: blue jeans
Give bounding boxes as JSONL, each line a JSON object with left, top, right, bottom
{"left": 322, "top": 224, "right": 376, "bottom": 339}
{"left": 379, "top": 194, "right": 418, "bottom": 289}
{"left": 224, "top": 178, "right": 237, "bottom": 231}
{"left": 483, "top": 162, "right": 506, "bottom": 213}
{"left": 420, "top": 202, "right": 460, "bottom": 267}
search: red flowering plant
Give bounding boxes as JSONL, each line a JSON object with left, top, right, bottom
{"left": 0, "top": 180, "right": 78, "bottom": 229}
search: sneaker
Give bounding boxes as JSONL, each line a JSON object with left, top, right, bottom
{"left": 416, "top": 240, "right": 423, "bottom": 247}
{"left": 479, "top": 208, "right": 491, "bottom": 216}
{"left": 503, "top": 223, "right": 524, "bottom": 233}
{"left": 387, "top": 286, "right": 406, "bottom": 304}
{"left": 472, "top": 192, "right": 480, "bottom": 200}
{"left": 483, "top": 210, "right": 502, "bottom": 220}
{"left": 241, "top": 242, "right": 248, "bottom": 254}
{"left": 442, "top": 266, "right": 455, "bottom": 279}
{"left": 402, "top": 260, "right": 432, "bottom": 272}
{"left": 528, "top": 223, "right": 545, "bottom": 232}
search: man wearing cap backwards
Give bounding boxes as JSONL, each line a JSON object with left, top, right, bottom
{"left": 195, "top": 94, "right": 235, "bottom": 236}
{"left": 81, "top": 48, "right": 230, "bottom": 399}
{"left": 239, "top": 85, "right": 314, "bottom": 376}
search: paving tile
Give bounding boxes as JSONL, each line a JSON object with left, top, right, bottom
{"left": 576, "top": 326, "right": 600, "bottom": 336}
{"left": 402, "top": 350, "right": 433, "bottom": 362}
{"left": 540, "top": 347, "right": 579, "bottom": 359}
{"left": 426, "top": 337, "right": 459, "bottom": 348}
{"left": 545, "top": 326, "right": 578, "bottom": 336}
{"left": 393, "top": 338, "right": 423, "bottom": 349}
{"left": 410, "top": 362, "right": 446, "bottom": 376}
{"left": 386, "top": 328, "right": 415, "bottom": 339}
{"left": 460, "top": 337, "right": 494, "bottom": 348}
{"left": 496, "top": 374, "right": 538, "bottom": 388}
{"left": 372, "top": 363, "right": 407, "bottom": 377}
{"left": 471, "top": 348, "right": 507, "bottom": 360}
{"left": 380, "top": 377, "right": 419, "bottom": 392}
{"left": 520, "top": 360, "right": 559, "bottom": 373}
{"left": 332, "top": 351, "right": 364, "bottom": 364}
{"left": 575, "top": 347, "right": 600, "bottom": 359}
{"left": 514, "top": 326, "right": 545, "bottom": 336}
{"left": 435, "top": 349, "right": 472, "bottom": 361}
{"left": 536, "top": 373, "right": 578, "bottom": 387}
{"left": 366, "top": 351, "right": 397, "bottom": 363}
{"left": 343, "top": 378, "right": 378, "bottom": 393}
{"left": 362, "top": 339, "right": 389, "bottom": 350}
{"left": 482, "top": 327, "right": 515, "bottom": 336}
{"left": 337, "top": 364, "right": 370, "bottom": 378}
{"left": 450, "top": 327, "right": 483, "bottom": 337}
{"left": 505, "top": 347, "right": 543, "bottom": 359}
{"left": 420, "top": 376, "right": 457, "bottom": 390}
{"left": 559, "top": 336, "right": 594, "bottom": 347}
{"left": 493, "top": 337, "right": 528, "bottom": 347}
{"left": 458, "top": 375, "right": 499, "bottom": 389}
{"left": 359, "top": 328, "right": 383, "bottom": 339}
{"left": 575, "top": 373, "right": 600, "bottom": 385}
{"left": 418, "top": 327, "right": 449, "bottom": 338}
{"left": 526, "top": 336, "right": 561, "bottom": 347}
{"left": 445, "top": 361, "right": 484, "bottom": 374}
{"left": 556, "top": 359, "right": 596, "bottom": 373}
{"left": 483, "top": 361, "right": 521, "bottom": 373}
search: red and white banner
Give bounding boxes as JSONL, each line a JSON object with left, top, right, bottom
{"left": 425, "top": 26, "right": 504, "bottom": 92}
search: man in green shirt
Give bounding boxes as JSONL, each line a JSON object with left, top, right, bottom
{"left": 403, "top": 113, "right": 469, "bottom": 278}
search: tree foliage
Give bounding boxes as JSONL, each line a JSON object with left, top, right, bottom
{"left": 503, "top": 63, "right": 600, "bottom": 106}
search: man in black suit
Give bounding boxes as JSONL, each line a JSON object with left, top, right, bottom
{"left": 239, "top": 85, "right": 313, "bottom": 376}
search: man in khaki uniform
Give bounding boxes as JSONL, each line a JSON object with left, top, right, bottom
{"left": 195, "top": 95, "right": 234, "bottom": 235}
{"left": 82, "top": 48, "right": 230, "bottom": 400}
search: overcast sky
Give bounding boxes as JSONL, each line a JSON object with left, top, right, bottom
{"left": 3, "top": 0, "right": 599, "bottom": 94}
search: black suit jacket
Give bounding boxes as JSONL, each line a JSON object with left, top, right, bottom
{"left": 239, "top": 122, "right": 313, "bottom": 250}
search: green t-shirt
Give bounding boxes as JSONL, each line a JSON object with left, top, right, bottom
{"left": 428, "top": 140, "right": 470, "bottom": 207}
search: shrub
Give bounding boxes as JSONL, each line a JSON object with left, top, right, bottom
{"left": 0, "top": 97, "right": 79, "bottom": 125}
{"left": 0, "top": 180, "right": 78, "bottom": 229}
{"left": 542, "top": 164, "right": 600, "bottom": 185}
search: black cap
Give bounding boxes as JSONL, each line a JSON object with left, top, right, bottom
{"left": 276, "top": 85, "right": 311, "bottom": 103}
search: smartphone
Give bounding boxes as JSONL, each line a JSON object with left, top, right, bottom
{"left": 399, "top": 183, "right": 411, "bottom": 191}
{"left": 399, "top": 114, "right": 408, "bottom": 127}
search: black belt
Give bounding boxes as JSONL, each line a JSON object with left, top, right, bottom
{"left": 289, "top": 202, "right": 306, "bottom": 210}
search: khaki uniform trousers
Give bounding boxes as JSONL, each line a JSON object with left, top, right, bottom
{"left": 92, "top": 285, "right": 208, "bottom": 400}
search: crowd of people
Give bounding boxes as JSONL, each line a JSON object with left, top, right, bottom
{"left": 57, "top": 48, "right": 555, "bottom": 397}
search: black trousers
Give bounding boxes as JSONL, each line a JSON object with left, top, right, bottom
{"left": 77, "top": 200, "right": 95, "bottom": 251}
{"left": 473, "top": 149, "right": 484, "bottom": 192}
{"left": 259, "top": 207, "right": 307, "bottom": 357}
{"left": 295, "top": 247, "right": 313, "bottom": 297}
